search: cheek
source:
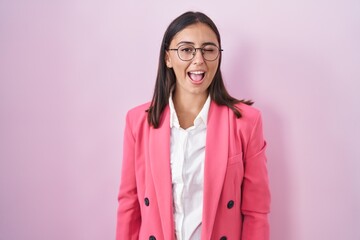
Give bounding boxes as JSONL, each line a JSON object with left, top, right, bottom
{"left": 173, "top": 62, "right": 190, "bottom": 76}
{"left": 208, "top": 62, "right": 219, "bottom": 75}
{"left": 172, "top": 66, "right": 185, "bottom": 78}
{"left": 212, "top": 60, "right": 220, "bottom": 70}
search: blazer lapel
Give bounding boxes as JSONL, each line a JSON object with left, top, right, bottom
{"left": 148, "top": 106, "right": 175, "bottom": 240}
{"left": 201, "top": 102, "right": 229, "bottom": 240}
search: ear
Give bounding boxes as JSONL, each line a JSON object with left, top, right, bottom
{"left": 165, "top": 51, "right": 173, "bottom": 68}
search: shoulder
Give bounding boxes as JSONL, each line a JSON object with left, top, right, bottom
{"left": 125, "top": 102, "right": 151, "bottom": 129}
{"left": 127, "top": 102, "right": 151, "bottom": 118}
{"left": 210, "top": 100, "right": 263, "bottom": 131}
{"left": 235, "top": 102, "right": 261, "bottom": 121}
{"left": 232, "top": 102, "right": 264, "bottom": 133}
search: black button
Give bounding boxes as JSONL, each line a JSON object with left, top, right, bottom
{"left": 149, "top": 236, "right": 156, "bottom": 240}
{"left": 144, "top": 197, "right": 150, "bottom": 206}
{"left": 220, "top": 236, "right": 227, "bottom": 240}
{"left": 227, "top": 200, "right": 234, "bottom": 209}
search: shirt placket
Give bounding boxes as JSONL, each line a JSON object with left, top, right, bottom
{"left": 173, "top": 128, "right": 189, "bottom": 240}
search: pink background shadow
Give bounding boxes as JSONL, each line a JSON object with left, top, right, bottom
{"left": 1, "top": 1, "right": 359, "bottom": 239}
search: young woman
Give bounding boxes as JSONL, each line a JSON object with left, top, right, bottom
{"left": 116, "top": 11, "right": 270, "bottom": 240}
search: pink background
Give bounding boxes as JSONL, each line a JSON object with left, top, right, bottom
{"left": 1, "top": 1, "right": 359, "bottom": 239}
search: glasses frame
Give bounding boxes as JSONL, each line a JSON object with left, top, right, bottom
{"left": 168, "top": 45, "right": 223, "bottom": 62}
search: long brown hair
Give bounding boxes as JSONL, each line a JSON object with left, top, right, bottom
{"left": 147, "top": 11, "right": 252, "bottom": 128}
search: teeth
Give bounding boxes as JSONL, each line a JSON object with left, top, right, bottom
{"left": 189, "top": 71, "right": 204, "bottom": 75}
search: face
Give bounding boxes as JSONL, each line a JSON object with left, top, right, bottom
{"left": 165, "top": 23, "right": 220, "bottom": 98}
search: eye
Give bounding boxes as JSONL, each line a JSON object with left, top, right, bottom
{"left": 202, "top": 46, "right": 216, "bottom": 52}
{"left": 179, "top": 46, "right": 194, "bottom": 53}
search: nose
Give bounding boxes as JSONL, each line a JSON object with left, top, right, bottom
{"left": 192, "top": 48, "right": 205, "bottom": 64}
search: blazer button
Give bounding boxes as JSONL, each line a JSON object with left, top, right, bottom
{"left": 149, "top": 235, "right": 156, "bottom": 240}
{"left": 227, "top": 200, "right": 234, "bottom": 209}
{"left": 144, "top": 197, "right": 150, "bottom": 206}
{"left": 220, "top": 236, "right": 227, "bottom": 240}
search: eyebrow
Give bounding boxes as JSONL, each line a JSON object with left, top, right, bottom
{"left": 176, "top": 41, "right": 218, "bottom": 47}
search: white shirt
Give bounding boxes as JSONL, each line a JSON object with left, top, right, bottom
{"left": 169, "top": 95, "right": 211, "bottom": 240}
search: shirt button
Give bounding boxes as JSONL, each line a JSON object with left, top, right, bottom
{"left": 144, "top": 197, "right": 150, "bottom": 206}
{"left": 220, "top": 236, "right": 227, "bottom": 240}
{"left": 149, "top": 236, "right": 156, "bottom": 240}
{"left": 227, "top": 200, "right": 234, "bottom": 209}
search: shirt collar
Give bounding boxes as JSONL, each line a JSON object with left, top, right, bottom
{"left": 169, "top": 94, "right": 211, "bottom": 129}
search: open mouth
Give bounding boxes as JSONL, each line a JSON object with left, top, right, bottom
{"left": 188, "top": 71, "right": 205, "bottom": 83}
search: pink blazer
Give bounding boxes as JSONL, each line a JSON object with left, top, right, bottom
{"left": 116, "top": 101, "right": 270, "bottom": 240}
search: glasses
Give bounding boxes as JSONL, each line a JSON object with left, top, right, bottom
{"left": 168, "top": 44, "right": 223, "bottom": 61}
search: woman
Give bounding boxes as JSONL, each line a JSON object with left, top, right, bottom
{"left": 116, "top": 11, "right": 270, "bottom": 240}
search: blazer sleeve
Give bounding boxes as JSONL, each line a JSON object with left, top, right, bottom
{"left": 116, "top": 112, "right": 141, "bottom": 240}
{"left": 241, "top": 112, "right": 271, "bottom": 240}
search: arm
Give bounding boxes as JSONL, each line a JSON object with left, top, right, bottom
{"left": 241, "top": 113, "right": 271, "bottom": 240}
{"left": 116, "top": 112, "right": 141, "bottom": 240}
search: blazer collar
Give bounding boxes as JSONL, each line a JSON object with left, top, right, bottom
{"left": 201, "top": 101, "right": 229, "bottom": 239}
{"left": 148, "top": 105, "right": 175, "bottom": 240}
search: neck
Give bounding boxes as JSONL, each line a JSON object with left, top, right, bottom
{"left": 172, "top": 90, "right": 208, "bottom": 116}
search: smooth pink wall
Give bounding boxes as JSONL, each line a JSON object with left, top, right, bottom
{"left": 1, "top": 1, "right": 359, "bottom": 239}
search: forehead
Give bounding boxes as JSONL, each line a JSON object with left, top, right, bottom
{"left": 171, "top": 23, "right": 219, "bottom": 46}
